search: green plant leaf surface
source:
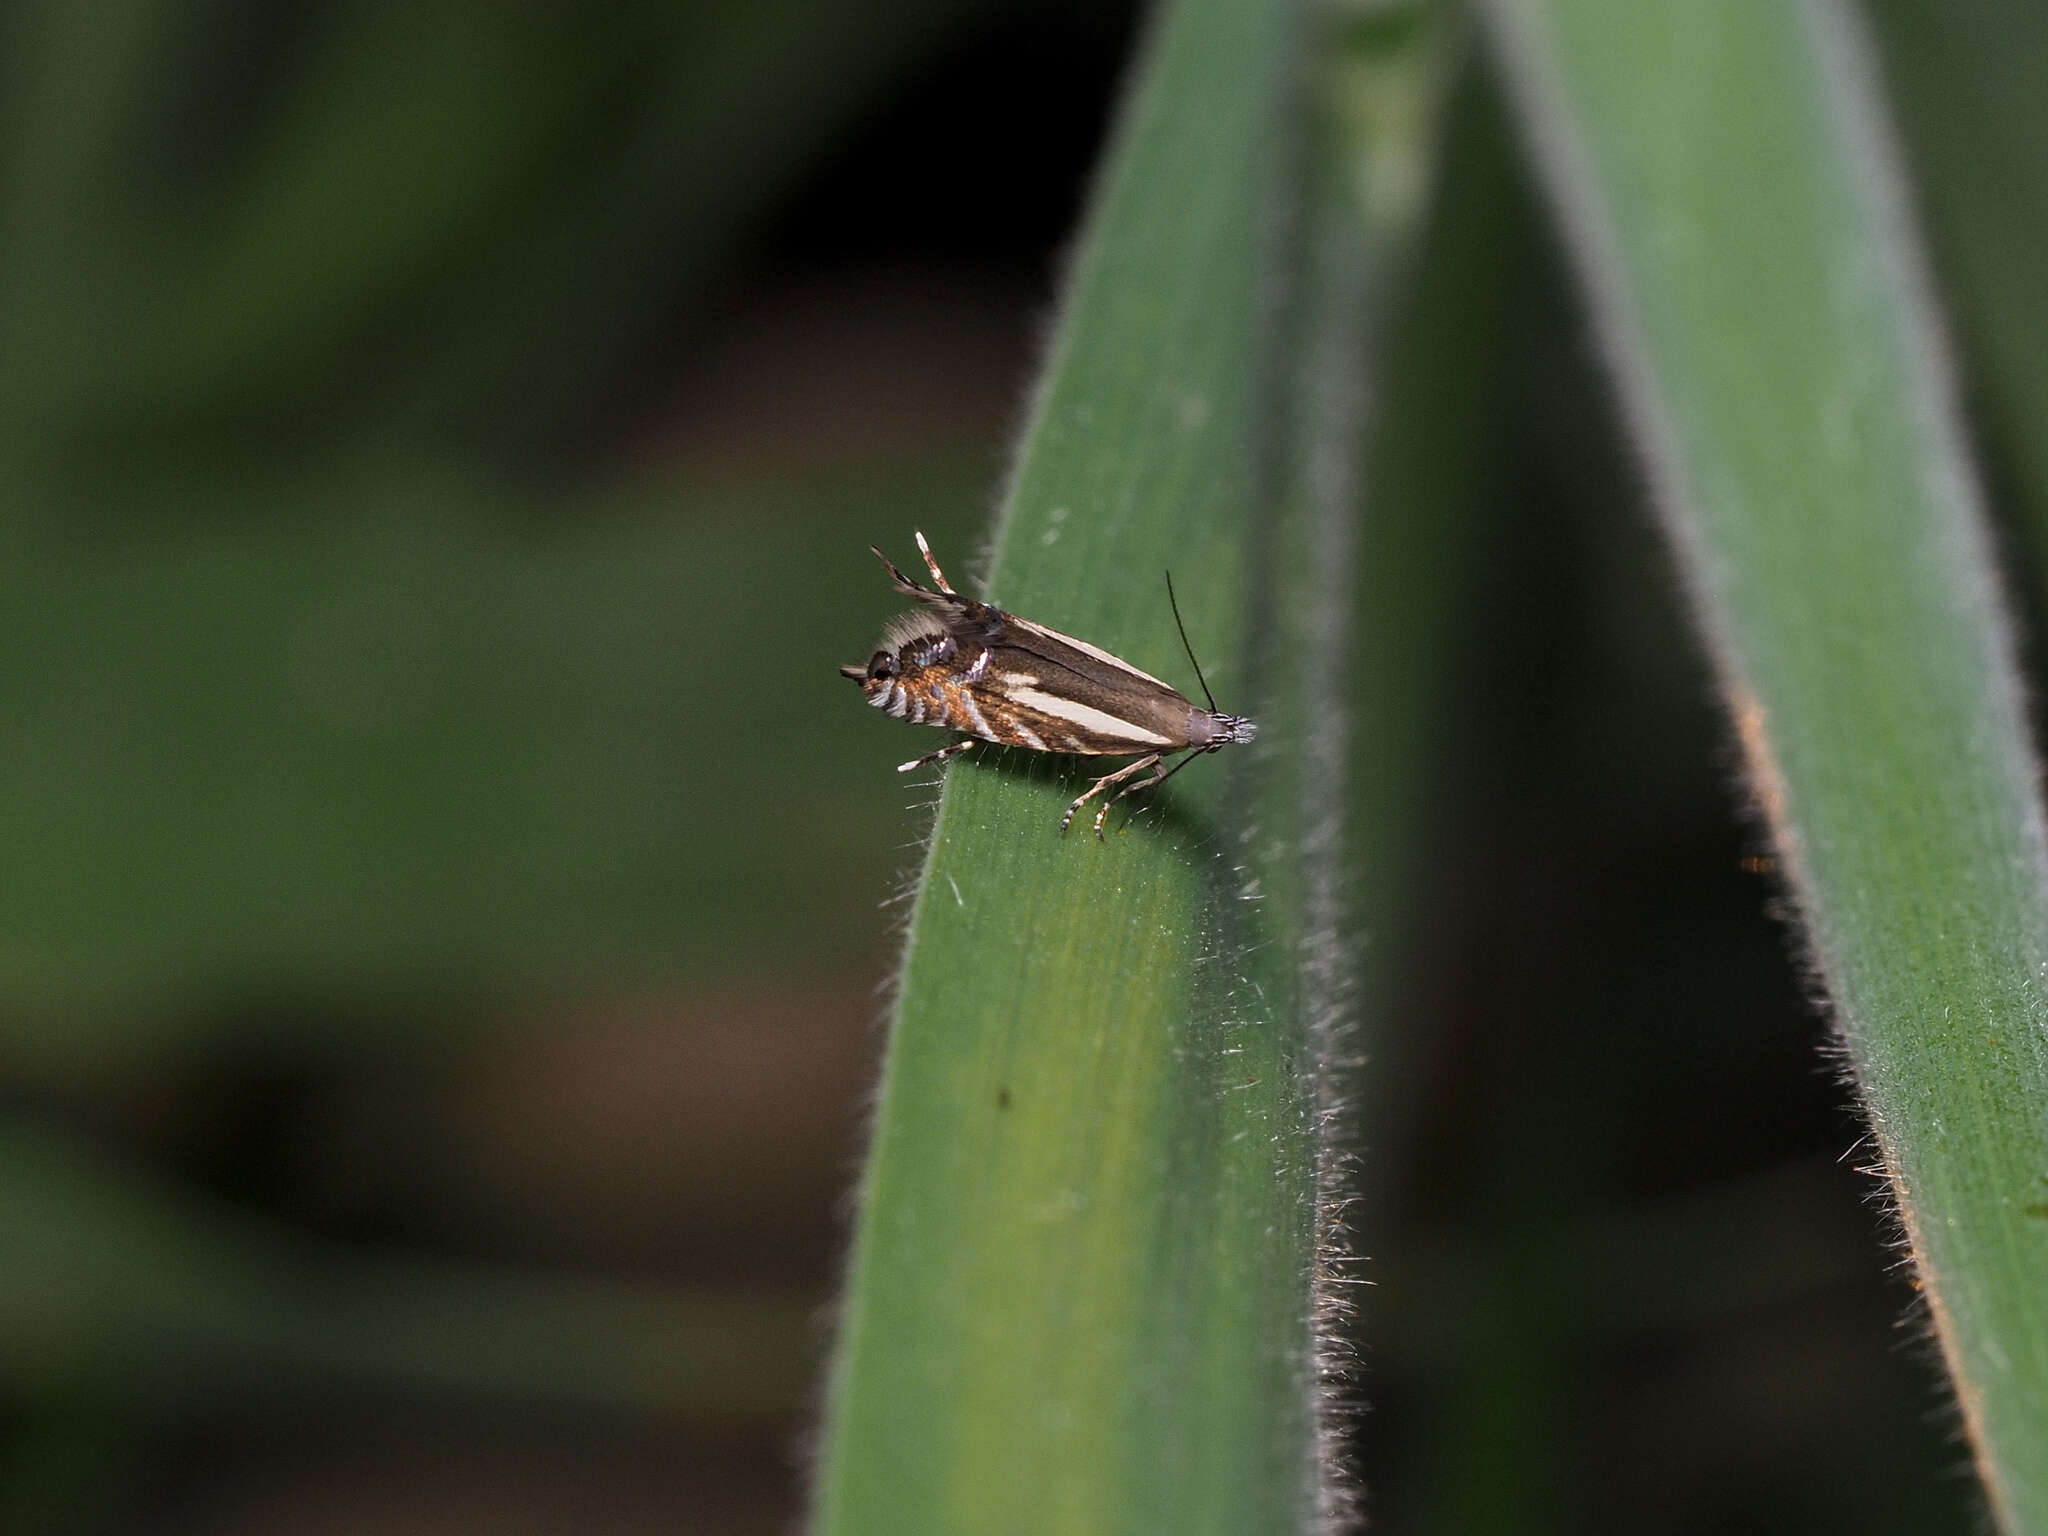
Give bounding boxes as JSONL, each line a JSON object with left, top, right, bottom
{"left": 1486, "top": 0, "right": 2048, "bottom": 1524}
{"left": 813, "top": 0, "right": 1336, "bottom": 1528}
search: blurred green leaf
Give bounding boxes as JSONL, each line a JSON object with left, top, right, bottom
{"left": 1861, "top": 0, "right": 2048, "bottom": 555}
{"left": 1343, "top": 47, "right": 1515, "bottom": 989}
{"left": 1487, "top": 0, "right": 2048, "bottom": 1524}
{"left": 0, "top": 458, "right": 983, "bottom": 1047}
{"left": 0, "top": 0, "right": 989, "bottom": 455}
{"left": 0, "top": 1115, "right": 810, "bottom": 1419}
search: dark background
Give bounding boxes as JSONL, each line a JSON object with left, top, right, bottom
{"left": 0, "top": 2, "right": 1983, "bottom": 1531}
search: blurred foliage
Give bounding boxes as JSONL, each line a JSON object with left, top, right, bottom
{"left": 0, "top": 461, "right": 985, "bottom": 1037}
{"left": 0, "top": 0, "right": 1061, "bottom": 1527}
{"left": 0, "top": 0, "right": 998, "bottom": 459}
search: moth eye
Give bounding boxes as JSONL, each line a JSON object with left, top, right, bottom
{"left": 866, "top": 652, "right": 898, "bottom": 681}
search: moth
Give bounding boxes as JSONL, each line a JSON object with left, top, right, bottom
{"left": 840, "top": 531, "right": 1256, "bottom": 838}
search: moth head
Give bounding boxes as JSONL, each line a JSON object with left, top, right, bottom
{"left": 840, "top": 650, "right": 899, "bottom": 689}
{"left": 1189, "top": 711, "right": 1256, "bottom": 749}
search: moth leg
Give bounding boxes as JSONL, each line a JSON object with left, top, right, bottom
{"left": 1098, "top": 753, "right": 1184, "bottom": 833}
{"left": 913, "top": 531, "right": 957, "bottom": 594}
{"left": 1060, "top": 754, "right": 1162, "bottom": 840}
{"left": 1115, "top": 743, "right": 1216, "bottom": 816}
{"left": 898, "top": 737, "right": 977, "bottom": 774}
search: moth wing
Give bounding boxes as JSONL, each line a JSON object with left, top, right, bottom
{"left": 991, "top": 615, "right": 1178, "bottom": 694}
{"left": 983, "top": 620, "right": 1199, "bottom": 747}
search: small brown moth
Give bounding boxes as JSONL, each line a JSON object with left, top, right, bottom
{"left": 840, "top": 532, "right": 1256, "bottom": 838}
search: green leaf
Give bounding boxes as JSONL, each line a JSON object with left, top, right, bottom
{"left": 1486, "top": 0, "right": 2048, "bottom": 1524}
{"left": 813, "top": 0, "right": 1356, "bottom": 1526}
{"left": 812, "top": 0, "right": 1463, "bottom": 1525}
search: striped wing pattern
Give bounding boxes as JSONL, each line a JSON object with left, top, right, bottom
{"left": 868, "top": 615, "right": 1197, "bottom": 756}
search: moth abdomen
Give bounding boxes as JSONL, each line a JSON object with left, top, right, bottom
{"left": 1188, "top": 710, "right": 1256, "bottom": 748}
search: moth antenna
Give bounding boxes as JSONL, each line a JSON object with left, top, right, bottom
{"left": 913, "top": 531, "right": 957, "bottom": 595}
{"left": 870, "top": 544, "right": 930, "bottom": 596}
{"left": 1164, "top": 570, "right": 1220, "bottom": 714}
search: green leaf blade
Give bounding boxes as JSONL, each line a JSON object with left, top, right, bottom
{"left": 1488, "top": 0, "right": 2048, "bottom": 1524}
{"left": 813, "top": 0, "right": 1336, "bottom": 1527}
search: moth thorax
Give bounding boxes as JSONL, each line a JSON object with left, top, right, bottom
{"left": 881, "top": 611, "right": 953, "bottom": 670}
{"left": 1188, "top": 711, "right": 1257, "bottom": 748}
